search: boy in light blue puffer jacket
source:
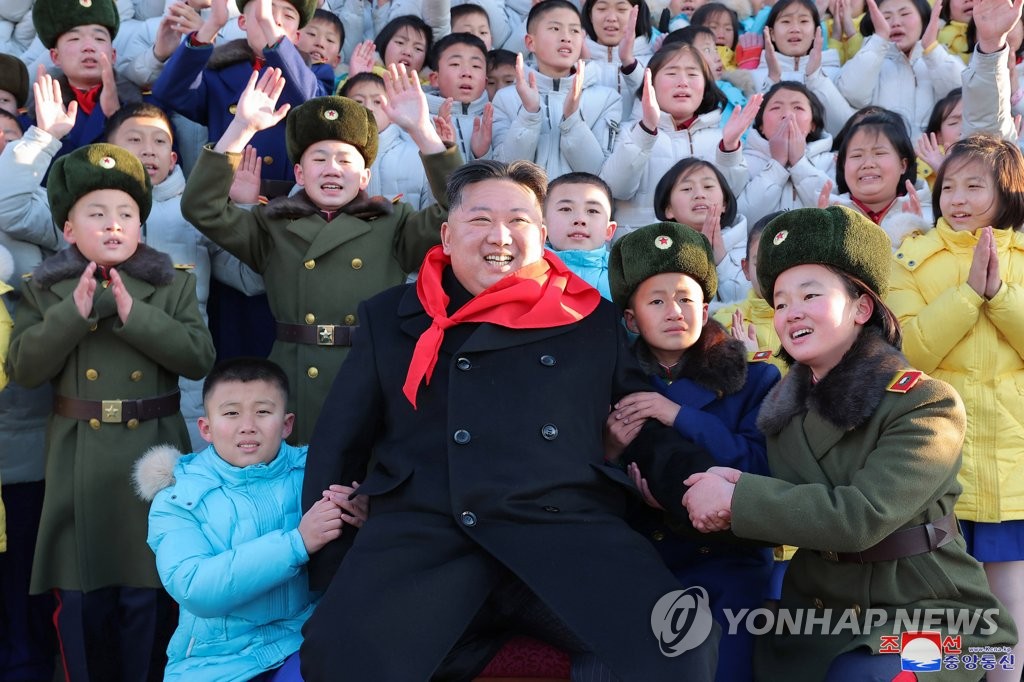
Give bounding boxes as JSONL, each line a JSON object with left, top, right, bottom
{"left": 134, "top": 358, "right": 366, "bottom": 682}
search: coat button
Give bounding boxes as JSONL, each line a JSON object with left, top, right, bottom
{"left": 89, "top": 323, "right": 98, "bottom": 332}
{"left": 542, "top": 505, "right": 560, "bottom": 513}
{"left": 540, "top": 354, "right": 556, "bottom": 366}
{"left": 85, "top": 369, "right": 98, "bottom": 380}
{"left": 814, "top": 598, "right": 824, "bottom": 609}
{"left": 263, "top": 155, "right": 273, "bottom": 165}
{"left": 541, "top": 424, "right": 558, "bottom": 440}
{"left": 305, "top": 313, "right": 316, "bottom": 324}
{"left": 304, "top": 259, "right": 316, "bottom": 270}
{"left": 851, "top": 603, "right": 862, "bottom": 616}
{"left": 651, "top": 530, "right": 665, "bottom": 542}
{"left": 453, "top": 429, "right": 471, "bottom": 444}
{"left": 228, "top": 104, "right": 237, "bottom": 114}
{"left": 126, "top": 419, "right": 139, "bottom": 430}
{"left": 307, "top": 367, "right": 319, "bottom": 379}
{"left": 351, "top": 258, "right": 363, "bottom": 269}
{"left": 698, "top": 546, "right": 711, "bottom": 555}
{"left": 130, "top": 370, "right": 143, "bottom": 381}
{"left": 89, "top": 418, "right": 101, "bottom": 430}
{"left": 460, "top": 511, "right": 477, "bottom": 527}
{"left": 456, "top": 357, "right": 471, "bottom": 371}
{"left": 344, "top": 314, "right": 356, "bottom": 325}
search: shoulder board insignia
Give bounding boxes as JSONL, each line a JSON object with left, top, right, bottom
{"left": 173, "top": 264, "right": 195, "bottom": 270}
{"left": 21, "top": 272, "right": 32, "bottom": 280}
{"left": 391, "top": 193, "right": 404, "bottom": 204}
{"left": 886, "top": 370, "right": 923, "bottom": 393}
{"left": 749, "top": 349, "right": 773, "bottom": 362}
{"left": 257, "top": 195, "right": 269, "bottom": 205}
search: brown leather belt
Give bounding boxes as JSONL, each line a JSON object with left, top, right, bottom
{"left": 276, "top": 322, "right": 356, "bottom": 346}
{"left": 54, "top": 391, "right": 181, "bottom": 424}
{"left": 820, "top": 512, "right": 959, "bottom": 563}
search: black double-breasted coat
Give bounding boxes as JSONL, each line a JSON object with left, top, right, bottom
{"left": 300, "top": 273, "right": 721, "bottom": 681}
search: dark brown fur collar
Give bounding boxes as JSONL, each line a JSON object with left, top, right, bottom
{"left": 636, "top": 319, "right": 748, "bottom": 397}
{"left": 756, "top": 328, "right": 908, "bottom": 435}
{"left": 207, "top": 38, "right": 313, "bottom": 71}
{"left": 263, "top": 189, "right": 395, "bottom": 221}
{"left": 33, "top": 244, "right": 175, "bottom": 289}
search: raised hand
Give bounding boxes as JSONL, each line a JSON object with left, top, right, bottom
{"left": 348, "top": 39, "right": 377, "bottom": 77}
{"left": 973, "top": 0, "right": 1024, "bottom": 53}
{"left": 763, "top": 26, "right": 781, "bottom": 83}
{"left": 228, "top": 145, "right": 263, "bottom": 204}
{"left": 470, "top": 102, "right": 494, "bottom": 158}
{"left": 817, "top": 178, "right": 834, "bottom": 208}
{"left": 33, "top": 66, "right": 78, "bottom": 139}
{"left": 640, "top": 68, "right": 661, "bottom": 132}
{"left": 215, "top": 68, "right": 290, "bottom": 153}
{"left": 73, "top": 262, "right": 98, "bottom": 319}
{"left": 98, "top": 53, "right": 120, "bottom": 118}
{"left": 195, "top": 0, "right": 230, "bottom": 44}
{"left": 514, "top": 52, "right": 540, "bottom": 113}
{"left": 382, "top": 63, "right": 445, "bottom": 153}
{"left": 901, "top": 180, "right": 923, "bottom": 217}
{"left": 251, "top": 0, "right": 285, "bottom": 47}
{"left": 563, "top": 60, "right": 585, "bottom": 120}
{"left": 768, "top": 115, "right": 790, "bottom": 165}
{"left": 787, "top": 115, "right": 806, "bottom": 166}
{"left": 433, "top": 111, "right": 455, "bottom": 145}
{"left": 866, "top": 0, "right": 891, "bottom": 41}
{"left": 967, "top": 225, "right": 991, "bottom": 297}
{"left": 619, "top": 4, "right": 639, "bottom": 67}
{"left": 922, "top": 0, "right": 943, "bottom": 50}
{"left": 983, "top": 226, "right": 1003, "bottom": 298}
{"left": 701, "top": 203, "right": 728, "bottom": 264}
{"left": 153, "top": 13, "right": 182, "bottom": 62}
{"left": 915, "top": 132, "right": 946, "bottom": 171}
{"left": 165, "top": 0, "right": 204, "bottom": 37}
{"left": 108, "top": 268, "right": 134, "bottom": 323}
{"left": 722, "top": 93, "right": 762, "bottom": 152}
{"left": 613, "top": 391, "right": 682, "bottom": 428}
{"left": 735, "top": 31, "right": 764, "bottom": 69}
{"left": 806, "top": 27, "right": 823, "bottom": 77}
{"left": 731, "top": 309, "right": 760, "bottom": 352}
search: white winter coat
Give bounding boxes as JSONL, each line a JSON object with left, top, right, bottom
{"left": 0, "top": 0, "right": 36, "bottom": 57}
{"left": 831, "top": 190, "right": 933, "bottom": 249}
{"left": 749, "top": 47, "right": 841, "bottom": 94}
{"left": 426, "top": 90, "right": 492, "bottom": 162}
{"left": 738, "top": 128, "right": 835, "bottom": 224}
{"left": 835, "top": 34, "right": 963, "bottom": 138}
{"left": 600, "top": 108, "right": 749, "bottom": 231}
{"left": 491, "top": 63, "right": 622, "bottom": 180}
{"left": 367, "top": 124, "right": 436, "bottom": 209}
{"left": 583, "top": 35, "right": 653, "bottom": 121}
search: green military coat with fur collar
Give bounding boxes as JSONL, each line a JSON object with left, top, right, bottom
{"left": 729, "top": 329, "right": 1017, "bottom": 680}
{"left": 8, "top": 245, "right": 215, "bottom": 593}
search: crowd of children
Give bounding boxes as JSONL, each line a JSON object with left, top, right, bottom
{"left": 0, "top": 0, "right": 1023, "bottom": 675}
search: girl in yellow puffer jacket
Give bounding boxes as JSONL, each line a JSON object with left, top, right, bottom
{"left": 888, "top": 134, "right": 1024, "bottom": 682}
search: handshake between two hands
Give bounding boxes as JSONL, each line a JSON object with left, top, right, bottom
{"left": 628, "top": 463, "right": 741, "bottom": 534}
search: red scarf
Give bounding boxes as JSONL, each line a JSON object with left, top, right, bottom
{"left": 71, "top": 84, "right": 102, "bottom": 117}
{"left": 851, "top": 196, "right": 897, "bottom": 225}
{"left": 402, "top": 246, "right": 601, "bottom": 408}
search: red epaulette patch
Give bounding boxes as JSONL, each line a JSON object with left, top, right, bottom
{"left": 886, "top": 370, "right": 923, "bottom": 393}
{"left": 749, "top": 349, "right": 773, "bottom": 362}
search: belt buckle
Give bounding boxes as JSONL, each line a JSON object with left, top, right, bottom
{"left": 822, "top": 550, "right": 838, "bottom": 562}
{"left": 316, "top": 325, "right": 335, "bottom": 346}
{"left": 101, "top": 400, "right": 123, "bottom": 423}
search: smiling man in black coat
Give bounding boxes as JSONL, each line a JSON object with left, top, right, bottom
{"left": 300, "top": 159, "right": 720, "bottom": 681}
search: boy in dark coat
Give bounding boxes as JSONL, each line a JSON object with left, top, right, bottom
{"left": 7, "top": 144, "right": 216, "bottom": 681}
{"left": 607, "top": 221, "right": 780, "bottom": 682}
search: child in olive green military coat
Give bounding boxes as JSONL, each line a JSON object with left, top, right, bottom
{"left": 7, "top": 144, "right": 216, "bottom": 681}
{"left": 182, "top": 65, "right": 461, "bottom": 443}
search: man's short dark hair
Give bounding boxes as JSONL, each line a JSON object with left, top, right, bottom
{"left": 527, "top": 0, "right": 581, "bottom": 34}
{"left": 446, "top": 159, "right": 548, "bottom": 211}
{"left": 339, "top": 71, "right": 385, "bottom": 96}
{"left": 203, "top": 358, "right": 290, "bottom": 405}
{"left": 428, "top": 32, "right": 488, "bottom": 72}
{"left": 103, "top": 101, "right": 175, "bottom": 142}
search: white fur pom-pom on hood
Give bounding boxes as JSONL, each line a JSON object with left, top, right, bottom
{"left": 132, "top": 445, "right": 183, "bottom": 502}
{"left": 0, "top": 243, "right": 14, "bottom": 285}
